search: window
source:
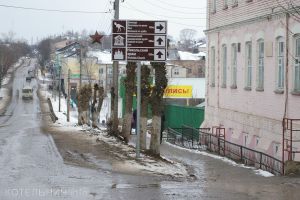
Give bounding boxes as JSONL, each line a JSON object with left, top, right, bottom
{"left": 257, "top": 39, "right": 264, "bottom": 90}
{"left": 294, "top": 36, "right": 300, "bottom": 93}
{"left": 276, "top": 37, "right": 284, "bottom": 91}
{"left": 221, "top": 45, "right": 227, "bottom": 87}
{"left": 231, "top": 43, "right": 237, "bottom": 88}
{"left": 223, "top": 0, "right": 228, "bottom": 9}
{"left": 99, "top": 68, "right": 104, "bottom": 74}
{"left": 245, "top": 42, "right": 252, "bottom": 89}
{"left": 108, "top": 68, "right": 112, "bottom": 74}
{"left": 244, "top": 134, "right": 248, "bottom": 146}
{"left": 256, "top": 136, "right": 260, "bottom": 146}
{"left": 210, "top": 47, "right": 216, "bottom": 87}
{"left": 232, "top": 0, "right": 238, "bottom": 7}
{"left": 174, "top": 68, "right": 179, "bottom": 75}
{"left": 212, "top": 0, "right": 216, "bottom": 13}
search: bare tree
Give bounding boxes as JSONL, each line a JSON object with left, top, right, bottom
{"left": 179, "top": 29, "right": 197, "bottom": 51}
{"left": 149, "top": 62, "right": 168, "bottom": 156}
{"left": 91, "top": 84, "right": 104, "bottom": 128}
{"left": 121, "top": 62, "right": 137, "bottom": 143}
{"left": 140, "top": 65, "right": 151, "bottom": 150}
{"left": 77, "top": 84, "right": 92, "bottom": 125}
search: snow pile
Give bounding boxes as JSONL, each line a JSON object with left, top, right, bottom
{"left": 80, "top": 127, "right": 188, "bottom": 178}
{"left": 165, "top": 142, "right": 274, "bottom": 177}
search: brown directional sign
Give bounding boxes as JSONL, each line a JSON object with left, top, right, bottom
{"left": 127, "top": 21, "right": 167, "bottom": 34}
{"left": 112, "top": 20, "right": 126, "bottom": 33}
{"left": 112, "top": 20, "right": 167, "bottom": 61}
{"left": 127, "top": 35, "right": 166, "bottom": 47}
{"left": 127, "top": 48, "right": 166, "bottom": 61}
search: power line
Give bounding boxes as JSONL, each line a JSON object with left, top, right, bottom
{"left": 125, "top": 2, "right": 206, "bottom": 20}
{"left": 149, "top": 0, "right": 206, "bottom": 10}
{"left": 142, "top": 0, "right": 206, "bottom": 15}
{"left": 0, "top": 4, "right": 110, "bottom": 14}
{"left": 121, "top": 5, "right": 206, "bottom": 28}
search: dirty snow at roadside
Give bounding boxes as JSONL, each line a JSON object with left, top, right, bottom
{"left": 164, "top": 142, "right": 274, "bottom": 177}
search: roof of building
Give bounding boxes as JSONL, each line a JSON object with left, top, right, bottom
{"left": 178, "top": 51, "right": 206, "bottom": 60}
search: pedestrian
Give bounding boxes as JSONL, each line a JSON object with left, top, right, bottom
{"left": 131, "top": 109, "right": 137, "bottom": 135}
{"left": 160, "top": 111, "right": 165, "bottom": 144}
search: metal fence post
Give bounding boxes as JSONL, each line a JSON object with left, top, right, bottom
{"left": 240, "top": 146, "right": 243, "bottom": 162}
{"left": 259, "top": 153, "right": 263, "bottom": 169}
{"left": 192, "top": 129, "right": 194, "bottom": 147}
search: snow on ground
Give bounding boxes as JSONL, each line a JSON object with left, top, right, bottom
{"left": 164, "top": 142, "right": 274, "bottom": 177}
{"left": 38, "top": 71, "right": 188, "bottom": 178}
{"left": 80, "top": 127, "right": 188, "bottom": 177}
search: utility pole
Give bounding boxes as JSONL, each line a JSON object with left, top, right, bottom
{"left": 67, "top": 69, "right": 71, "bottom": 122}
{"left": 0, "top": 64, "right": 2, "bottom": 89}
{"left": 136, "top": 62, "right": 141, "bottom": 158}
{"left": 79, "top": 46, "right": 82, "bottom": 89}
{"left": 59, "top": 65, "right": 61, "bottom": 112}
{"left": 112, "top": 0, "right": 120, "bottom": 133}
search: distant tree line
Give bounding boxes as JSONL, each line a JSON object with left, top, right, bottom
{"left": 0, "top": 39, "right": 31, "bottom": 84}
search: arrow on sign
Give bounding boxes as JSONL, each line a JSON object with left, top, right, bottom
{"left": 156, "top": 51, "right": 164, "bottom": 59}
{"left": 156, "top": 37, "right": 164, "bottom": 45}
{"left": 156, "top": 24, "right": 164, "bottom": 31}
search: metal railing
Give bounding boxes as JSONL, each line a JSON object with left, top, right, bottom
{"left": 166, "top": 126, "right": 283, "bottom": 175}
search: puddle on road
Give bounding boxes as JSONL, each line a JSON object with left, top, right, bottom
{"left": 111, "top": 183, "right": 161, "bottom": 189}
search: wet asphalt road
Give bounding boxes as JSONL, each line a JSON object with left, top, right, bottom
{"left": 0, "top": 59, "right": 300, "bottom": 200}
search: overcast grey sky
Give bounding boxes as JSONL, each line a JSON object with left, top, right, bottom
{"left": 0, "top": 0, "right": 206, "bottom": 43}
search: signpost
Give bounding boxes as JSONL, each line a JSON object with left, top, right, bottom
{"left": 112, "top": 20, "right": 167, "bottom": 62}
{"left": 112, "top": 20, "right": 167, "bottom": 158}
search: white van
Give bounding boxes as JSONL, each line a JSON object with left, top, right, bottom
{"left": 22, "top": 86, "right": 33, "bottom": 100}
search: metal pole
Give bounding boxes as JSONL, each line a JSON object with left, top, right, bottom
{"left": 67, "top": 69, "right": 70, "bottom": 122}
{"left": 79, "top": 47, "right": 82, "bottom": 89}
{"left": 136, "top": 62, "right": 141, "bottom": 158}
{"left": 59, "top": 66, "right": 61, "bottom": 112}
{"left": 112, "top": 0, "right": 120, "bottom": 133}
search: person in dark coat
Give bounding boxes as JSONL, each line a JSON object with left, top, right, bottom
{"left": 131, "top": 109, "right": 137, "bottom": 134}
{"left": 160, "top": 111, "right": 165, "bottom": 144}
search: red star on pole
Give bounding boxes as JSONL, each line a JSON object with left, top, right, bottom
{"left": 90, "top": 31, "right": 103, "bottom": 44}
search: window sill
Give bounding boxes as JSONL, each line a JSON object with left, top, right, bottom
{"left": 221, "top": 84, "right": 227, "bottom": 88}
{"left": 291, "top": 90, "right": 300, "bottom": 96}
{"left": 222, "top": 5, "right": 228, "bottom": 10}
{"left": 230, "top": 85, "right": 237, "bottom": 89}
{"left": 211, "top": 10, "right": 216, "bottom": 14}
{"left": 232, "top": 3, "right": 238, "bottom": 8}
{"left": 274, "top": 89, "right": 284, "bottom": 94}
{"left": 244, "top": 86, "right": 252, "bottom": 91}
{"left": 256, "top": 87, "right": 264, "bottom": 92}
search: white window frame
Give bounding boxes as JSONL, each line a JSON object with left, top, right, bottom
{"left": 276, "top": 37, "right": 285, "bottom": 91}
{"left": 211, "top": 0, "right": 216, "bottom": 13}
{"left": 245, "top": 42, "right": 252, "bottom": 89}
{"left": 294, "top": 35, "right": 300, "bottom": 93}
{"left": 256, "top": 39, "right": 264, "bottom": 91}
{"left": 221, "top": 44, "right": 227, "bottom": 88}
{"left": 210, "top": 47, "right": 216, "bottom": 87}
{"left": 231, "top": 43, "right": 237, "bottom": 88}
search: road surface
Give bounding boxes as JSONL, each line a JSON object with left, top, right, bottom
{"left": 0, "top": 59, "right": 300, "bottom": 200}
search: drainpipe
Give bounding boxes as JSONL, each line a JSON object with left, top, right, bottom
{"left": 282, "top": 12, "right": 290, "bottom": 174}
{"left": 217, "top": 31, "right": 220, "bottom": 109}
{"left": 284, "top": 13, "right": 289, "bottom": 118}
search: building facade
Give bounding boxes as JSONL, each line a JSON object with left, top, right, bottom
{"left": 203, "top": 0, "right": 300, "bottom": 161}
